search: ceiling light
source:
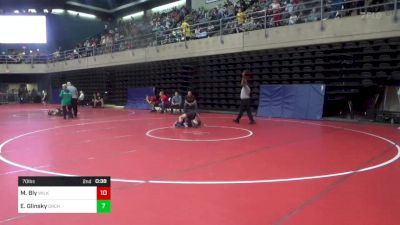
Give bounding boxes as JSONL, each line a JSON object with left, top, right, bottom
{"left": 122, "top": 11, "right": 144, "bottom": 20}
{"left": 67, "top": 10, "right": 96, "bottom": 19}
{"left": 151, "top": 0, "right": 186, "bottom": 13}
{"left": 52, "top": 9, "right": 65, "bottom": 14}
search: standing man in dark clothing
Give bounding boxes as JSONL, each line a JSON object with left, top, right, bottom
{"left": 184, "top": 91, "right": 197, "bottom": 112}
{"left": 233, "top": 70, "right": 256, "bottom": 124}
{"left": 67, "top": 82, "right": 78, "bottom": 118}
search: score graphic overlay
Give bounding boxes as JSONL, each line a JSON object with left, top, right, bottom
{"left": 18, "top": 176, "right": 111, "bottom": 213}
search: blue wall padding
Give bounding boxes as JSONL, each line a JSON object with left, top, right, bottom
{"left": 125, "top": 87, "right": 155, "bottom": 110}
{"left": 257, "top": 84, "right": 325, "bottom": 120}
{"left": 51, "top": 88, "right": 60, "bottom": 104}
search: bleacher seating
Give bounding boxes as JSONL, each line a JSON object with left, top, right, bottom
{"left": 51, "top": 37, "right": 400, "bottom": 115}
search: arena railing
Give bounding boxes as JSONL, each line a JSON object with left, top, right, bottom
{"left": 0, "top": 54, "right": 48, "bottom": 65}
{"left": 1, "top": 0, "right": 397, "bottom": 65}
{"left": 0, "top": 93, "right": 20, "bottom": 104}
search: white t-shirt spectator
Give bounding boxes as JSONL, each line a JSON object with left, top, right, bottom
{"left": 78, "top": 92, "right": 85, "bottom": 101}
{"left": 240, "top": 85, "right": 251, "bottom": 99}
{"left": 289, "top": 14, "right": 298, "bottom": 25}
{"left": 271, "top": 2, "right": 281, "bottom": 10}
{"left": 286, "top": 2, "right": 294, "bottom": 14}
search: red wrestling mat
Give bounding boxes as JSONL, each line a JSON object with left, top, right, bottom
{"left": 0, "top": 104, "right": 399, "bottom": 225}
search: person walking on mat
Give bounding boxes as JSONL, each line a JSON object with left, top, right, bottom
{"left": 67, "top": 82, "right": 78, "bottom": 118}
{"left": 233, "top": 70, "right": 256, "bottom": 124}
{"left": 60, "top": 84, "right": 73, "bottom": 120}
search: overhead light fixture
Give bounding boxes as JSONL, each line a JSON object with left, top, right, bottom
{"left": 122, "top": 11, "right": 144, "bottom": 20}
{"left": 52, "top": 9, "right": 65, "bottom": 14}
{"left": 151, "top": 0, "right": 186, "bottom": 13}
{"left": 67, "top": 10, "right": 96, "bottom": 19}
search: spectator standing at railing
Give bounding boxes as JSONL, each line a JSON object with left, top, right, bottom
{"left": 100, "top": 34, "right": 106, "bottom": 53}
{"left": 218, "top": 5, "right": 227, "bottom": 18}
{"left": 348, "top": 0, "right": 363, "bottom": 15}
{"left": 73, "top": 46, "right": 80, "bottom": 59}
{"left": 331, "top": 0, "right": 344, "bottom": 18}
{"left": 90, "top": 40, "right": 97, "bottom": 55}
{"left": 270, "top": 0, "right": 282, "bottom": 26}
{"left": 181, "top": 19, "right": 191, "bottom": 41}
{"left": 236, "top": 8, "right": 246, "bottom": 33}
{"left": 227, "top": 4, "right": 235, "bottom": 17}
{"left": 84, "top": 39, "right": 91, "bottom": 57}
{"left": 105, "top": 34, "right": 113, "bottom": 53}
{"left": 306, "top": 7, "right": 319, "bottom": 22}
{"left": 285, "top": 0, "right": 295, "bottom": 17}
{"left": 236, "top": 8, "right": 246, "bottom": 26}
{"left": 289, "top": 13, "right": 299, "bottom": 25}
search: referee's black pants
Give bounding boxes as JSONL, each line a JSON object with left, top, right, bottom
{"left": 62, "top": 105, "right": 73, "bottom": 119}
{"left": 71, "top": 98, "right": 78, "bottom": 117}
{"left": 236, "top": 98, "right": 254, "bottom": 122}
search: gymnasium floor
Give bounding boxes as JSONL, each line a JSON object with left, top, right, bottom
{"left": 0, "top": 104, "right": 399, "bottom": 225}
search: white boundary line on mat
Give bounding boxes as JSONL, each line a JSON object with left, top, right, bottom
{"left": 0, "top": 117, "right": 399, "bottom": 184}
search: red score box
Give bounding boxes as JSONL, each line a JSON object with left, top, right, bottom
{"left": 97, "top": 186, "right": 111, "bottom": 200}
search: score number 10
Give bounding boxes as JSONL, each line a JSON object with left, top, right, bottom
{"left": 97, "top": 186, "right": 111, "bottom": 213}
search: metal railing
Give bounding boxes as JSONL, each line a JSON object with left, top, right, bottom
{"left": 0, "top": 0, "right": 397, "bottom": 65}
{"left": 0, "top": 93, "right": 20, "bottom": 104}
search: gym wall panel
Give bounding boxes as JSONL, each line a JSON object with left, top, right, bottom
{"left": 257, "top": 84, "right": 325, "bottom": 120}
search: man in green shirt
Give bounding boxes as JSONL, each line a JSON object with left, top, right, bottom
{"left": 59, "top": 84, "right": 73, "bottom": 119}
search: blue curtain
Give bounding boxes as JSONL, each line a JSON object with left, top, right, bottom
{"left": 257, "top": 84, "right": 325, "bottom": 120}
{"left": 125, "top": 87, "right": 155, "bottom": 110}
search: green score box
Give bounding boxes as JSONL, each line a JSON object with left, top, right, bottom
{"left": 97, "top": 200, "right": 111, "bottom": 213}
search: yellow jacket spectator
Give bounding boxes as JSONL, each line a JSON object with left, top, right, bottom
{"left": 236, "top": 9, "right": 246, "bottom": 25}
{"left": 181, "top": 21, "right": 191, "bottom": 40}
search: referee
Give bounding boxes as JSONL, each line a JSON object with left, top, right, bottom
{"left": 66, "top": 82, "right": 78, "bottom": 118}
{"left": 233, "top": 70, "right": 255, "bottom": 124}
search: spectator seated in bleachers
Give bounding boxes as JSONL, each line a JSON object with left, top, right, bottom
{"left": 92, "top": 92, "right": 104, "bottom": 108}
{"left": 159, "top": 91, "right": 170, "bottom": 113}
{"left": 170, "top": 91, "right": 183, "bottom": 114}
{"left": 146, "top": 95, "right": 159, "bottom": 112}
{"left": 174, "top": 111, "right": 202, "bottom": 128}
{"left": 194, "top": 26, "right": 208, "bottom": 39}
{"left": 31, "top": 0, "right": 393, "bottom": 63}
